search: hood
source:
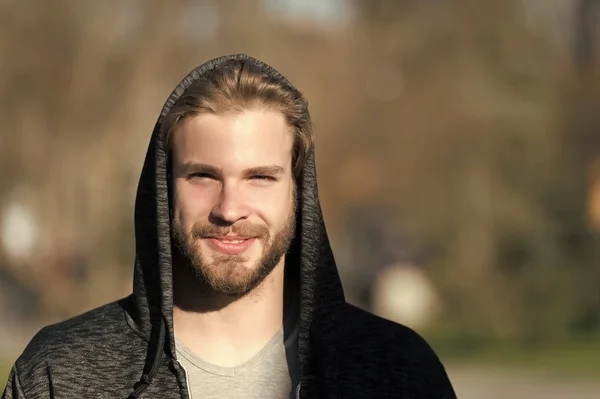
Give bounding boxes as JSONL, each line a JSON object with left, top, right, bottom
{"left": 128, "top": 54, "right": 345, "bottom": 396}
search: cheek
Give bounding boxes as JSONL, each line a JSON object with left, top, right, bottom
{"left": 172, "top": 181, "right": 217, "bottom": 221}
{"left": 252, "top": 185, "right": 295, "bottom": 226}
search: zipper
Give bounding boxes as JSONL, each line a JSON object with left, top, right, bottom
{"left": 175, "top": 359, "right": 193, "bottom": 399}
{"left": 296, "top": 381, "right": 302, "bottom": 399}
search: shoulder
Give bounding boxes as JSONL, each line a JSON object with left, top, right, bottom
{"left": 12, "top": 298, "right": 143, "bottom": 388}
{"left": 20, "top": 299, "right": 130, "bottom": 359}
{"left": 334, "top": 303, "right": 456, "bottom": 398}
{"left": 340, "top": 303, "right": 436, "bottom": 353}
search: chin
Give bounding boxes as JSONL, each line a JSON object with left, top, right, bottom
{"left": 196, "top": 258, "right": 257, "bottom": 287}
{"left": 207, "top": 273, "right": 261, "bottom": 296}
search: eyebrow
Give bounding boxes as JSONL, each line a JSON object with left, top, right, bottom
{"left": 176, "top": 162, "right": 285, "bottom": 177}
{"left": 243, "top": 165, "right": 285, "bottom": 177}
{"left": 177, "top": 162, "right": 222, "bottom": 177}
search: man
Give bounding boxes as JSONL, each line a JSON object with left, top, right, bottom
{"left": 2, "top": 54, "right": 456, "bottom": 398}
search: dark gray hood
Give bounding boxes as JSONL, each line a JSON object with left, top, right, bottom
{"left": 129, "top": 54, "right": 346, "bottom": 395}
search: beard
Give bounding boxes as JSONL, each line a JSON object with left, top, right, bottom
{"left": 171, "top": 196, "right": 297, "bottom": 297}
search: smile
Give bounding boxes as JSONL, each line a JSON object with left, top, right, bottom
{"left": 206, "top": 236, "right": 256, "bottom": 255}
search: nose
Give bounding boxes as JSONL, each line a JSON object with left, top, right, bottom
{"left": 210, "top": 182, "right": 249, "bottom": 224}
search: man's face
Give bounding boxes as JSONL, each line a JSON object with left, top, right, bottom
{"left": 170, "top": 108, "right": 297, "bottom": 296}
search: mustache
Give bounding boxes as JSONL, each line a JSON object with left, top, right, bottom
{"left": 190, "top": 222, "right": 269, "bottom": 239}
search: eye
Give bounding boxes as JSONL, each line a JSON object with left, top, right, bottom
{"left": 189, "top": 172, "right": 216, "bottom": 181}
{"left": 252, "top": 175, "right": 276, "bottom": 182}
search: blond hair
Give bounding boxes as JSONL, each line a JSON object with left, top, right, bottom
{"left": 162, "top": 59, "right": 314, "bottom": 179}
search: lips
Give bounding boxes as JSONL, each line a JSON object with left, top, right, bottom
{"left": 205, "top": 236, "right": 256, "bottom": 255}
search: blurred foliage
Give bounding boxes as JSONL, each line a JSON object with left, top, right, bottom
{"left": 1, "top": 0, "right": 599, "bottom": 362}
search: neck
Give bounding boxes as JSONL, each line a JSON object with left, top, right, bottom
{"left": 172, "top": 259, "right": 286, "bottom": 368}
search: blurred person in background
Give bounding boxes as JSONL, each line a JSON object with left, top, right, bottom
{"left": 2, "top": 55, "right": 455, "bottom": 398}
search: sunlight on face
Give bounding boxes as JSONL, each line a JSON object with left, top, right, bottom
{"left": 170, "top": 109, "right": 297, "bottom": 296}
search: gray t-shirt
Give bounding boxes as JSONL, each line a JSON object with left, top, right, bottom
{"left": 175, "top": 316, "right": 300, "bottom": 399}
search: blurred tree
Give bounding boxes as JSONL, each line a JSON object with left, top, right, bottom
{"left": 347, "top": 0, "right": 600, "bottom": 343}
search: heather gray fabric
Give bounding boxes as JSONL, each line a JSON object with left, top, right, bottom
{"left": 2, "top": 54, "right": 457, "bottom": 399}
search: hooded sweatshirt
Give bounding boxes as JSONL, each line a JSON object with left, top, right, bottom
{"left": 2, "top": 54, "right": 456, "bottom": 399}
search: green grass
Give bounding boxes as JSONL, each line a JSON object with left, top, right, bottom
{"left": 429, "top": 336, "right": 600, "bottom": 378}
{"left": 1, "top": 358, "right": 12, "bottom": 391}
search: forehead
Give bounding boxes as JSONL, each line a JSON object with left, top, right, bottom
{"left": 171, "top": 109, "right": 294, "bottom": 168}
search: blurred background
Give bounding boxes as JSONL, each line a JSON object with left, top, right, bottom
{"left": 1, "top": 0, "right": 600, "bottom": 397}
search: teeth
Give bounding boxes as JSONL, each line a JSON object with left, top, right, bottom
{"left": 221, "top": 240, "right": 244, "bottom": 244}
